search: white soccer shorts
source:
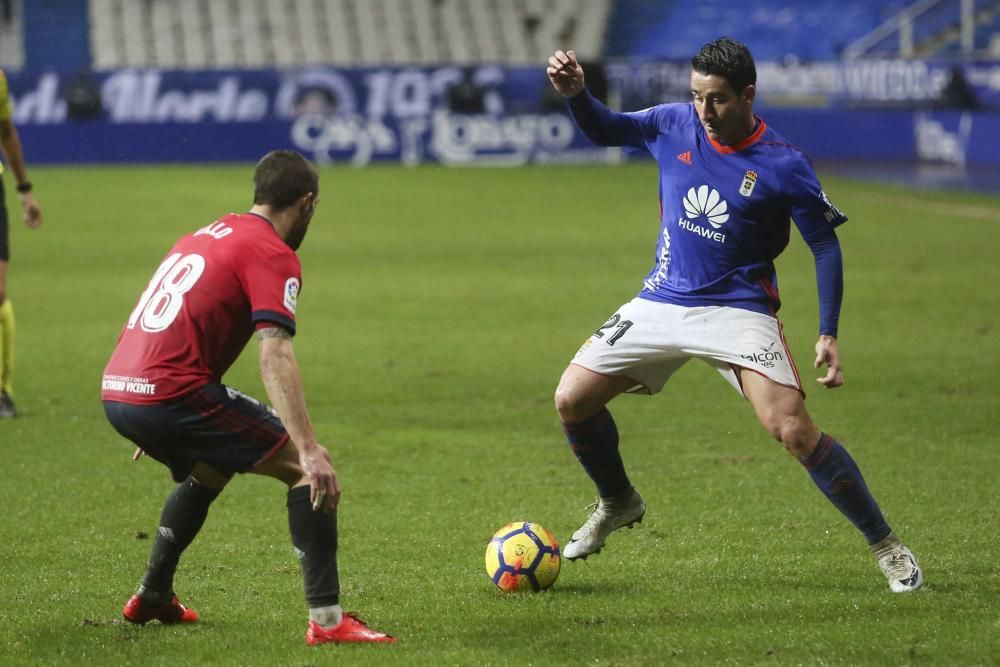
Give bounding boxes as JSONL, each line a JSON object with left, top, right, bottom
{"left": 571, "top": 297, "right": 803, "bottom": 396}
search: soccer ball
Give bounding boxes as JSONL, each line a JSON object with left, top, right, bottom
{"left": 485, "top": 522, "right": 561, "bottom": 592}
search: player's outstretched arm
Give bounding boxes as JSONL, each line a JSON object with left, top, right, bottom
{"left": 258, "top": 328, "right": 341, "bottom": 511}
{"left": 814, "top": 335, "right": 844, "bottom": 388}
{"left": 547, "top": 49, "right": 585, "bottom": 97}
{"left": 547, "top": 48, "right": 648, "bottom": 149}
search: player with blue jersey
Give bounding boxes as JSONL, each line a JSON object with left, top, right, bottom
{"left": 546, "top": 38, "right": 922, "bottom": 592}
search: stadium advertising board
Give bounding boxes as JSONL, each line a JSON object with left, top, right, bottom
{"left": 6, "top": 62, "right": 1000, "bottom": 167}
{"left": 6, "top": 66, "right": 606, "bottom": 166}
{"left": 606, "top": 59, "right": 1000, "bottom": 110}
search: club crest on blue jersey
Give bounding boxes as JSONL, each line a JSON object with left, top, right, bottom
{"left": 739, "top": 170, "right": 758, "bottom": 197}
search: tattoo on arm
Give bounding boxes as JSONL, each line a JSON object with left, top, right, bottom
{"left": 256, "top": 326, "right": 292, "bottom": 340}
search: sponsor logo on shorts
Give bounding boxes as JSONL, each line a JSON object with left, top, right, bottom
{"left": 740, "top": 343, "right": 784, "bottom": 369}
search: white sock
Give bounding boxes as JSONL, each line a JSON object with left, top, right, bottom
{"left": 309, "top": 604, "right": 343, "bottom": 628}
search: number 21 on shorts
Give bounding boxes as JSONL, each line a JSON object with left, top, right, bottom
{"left": 593, "top": 313, "right": 633, "bottom": 346}
{"left": 127, "top": 253, "right": 206, "bottom": 333}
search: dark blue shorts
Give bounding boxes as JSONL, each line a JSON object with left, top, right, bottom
{"left": 103, "top": 382, "right": 289, "bottom": 483}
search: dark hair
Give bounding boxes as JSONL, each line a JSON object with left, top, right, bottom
{"left": 253, "top": 150, "right": 318, "bottom": 210}
{"left": 691, "top": 37, "right": 756, "bottom": 94}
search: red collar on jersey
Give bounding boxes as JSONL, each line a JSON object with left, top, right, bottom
{"left": 707, "top": 116, "right": 766, "bottom": 154}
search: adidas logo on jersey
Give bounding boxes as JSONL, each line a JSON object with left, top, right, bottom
{"left": 676, "top": 151, "right": 692, "bottom": 165}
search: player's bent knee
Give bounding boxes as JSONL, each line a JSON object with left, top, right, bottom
{"left": 774, "top": 416, "right": 816, "bottom": 459}
{"left": 554, "top": 384, "right": 591, "bottom": 424}
{"left": 553, "top": 385, "right": 572, "bottom": 418}
{"left": 555, "top": 366, "right": 629, "bottom": 424}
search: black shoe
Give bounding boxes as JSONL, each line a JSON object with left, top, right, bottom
{"left": 0, "top": 391, "right": 16, "bottom": 418}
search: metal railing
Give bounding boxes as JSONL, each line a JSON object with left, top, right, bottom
{"left": 843, "top": 0, "right": 983, "bottom": 59}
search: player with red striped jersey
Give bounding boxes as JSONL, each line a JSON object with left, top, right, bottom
{"left": 102, "top": 150, "right": 395, "bottom": 644}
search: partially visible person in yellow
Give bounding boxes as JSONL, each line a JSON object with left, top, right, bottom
{"left": 0, "top": 68, "right": 43, "bottom": 418}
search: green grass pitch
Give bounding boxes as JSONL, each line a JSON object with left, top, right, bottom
{"left": 1, "top": 163, "right": 998, "bottom": 665}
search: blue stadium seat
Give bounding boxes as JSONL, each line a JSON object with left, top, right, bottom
{"left": 23, "top": 0, "right": 90, "bottom": 69}
{"left": 605, "top": 0, "right": 910, "bottom": 61}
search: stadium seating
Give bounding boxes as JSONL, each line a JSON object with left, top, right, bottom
{"left": 0, "top": 0, "right": 24, "bottom": 70}
{"left": 603, "top": 0, "right": 1000, "bottom": 61}
{"left": 603, "top": 0, "right": 897, "bottom": 62}
{"left": 19, "top": 0, "right": 89, "bottom": 70}
{"left": 6, "top": 0, "right": 999, "bottom": 72}
{"left": 87, "top": 0, "right": 610, "bottom": 69}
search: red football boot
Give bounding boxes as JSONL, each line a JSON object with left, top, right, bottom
{"left": 122, "top": 593, "right": 200, "bottom": 625}
{"left": 305, "top": 612, "right": 397, "bottom": 645}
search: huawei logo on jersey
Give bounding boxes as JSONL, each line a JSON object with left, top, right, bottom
{"left": 683, "top": 185, "right": 729, "bottom": 228}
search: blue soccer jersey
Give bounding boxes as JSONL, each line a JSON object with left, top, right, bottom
{"left": 570, "top": 93, "right": 847, "bottom": 317}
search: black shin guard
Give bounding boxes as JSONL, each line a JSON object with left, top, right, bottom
{"left": 141, "top": 476, "right": 221, "bottom": 596}
{"left": 287, "top": 486, "right": 340, "bottom": 608}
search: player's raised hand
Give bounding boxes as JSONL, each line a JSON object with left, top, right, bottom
{"left": 547, "top": 49, "right": 585, "bottom": 97}
{"left": 814, "top": 335, "right": 844, "bottom": 388}
{"left": 301, "top": 444, "right": 341, "bottom": 512}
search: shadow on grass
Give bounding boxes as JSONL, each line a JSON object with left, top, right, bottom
{"left": 480, "top": 578, "right": 640, "bottom": 599}
{"left": 544, "top": 579, "right": 639, "bottom": 595}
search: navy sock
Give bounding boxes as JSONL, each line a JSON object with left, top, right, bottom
{"left": 801, "top": 434, "right": 891, "bottom": 545}
{"left": 563, "top": 408, "right": 631, "bottom": 498}
{"left": 287, "top": 486, "right": 340, "bottom": 608}
{"left": 141, "top": 477, "right": 221, "bottom": 596}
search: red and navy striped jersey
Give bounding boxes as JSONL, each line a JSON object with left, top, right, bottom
{"left": 102, "top": 212, "right": 301, "bottom": 404}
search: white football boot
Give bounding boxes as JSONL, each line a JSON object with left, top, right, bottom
{"left": 874, "top": 542, "right": 923, "bottom": 592}
{"left": 564, "top": 487, "right": 645, "bottom": 561}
